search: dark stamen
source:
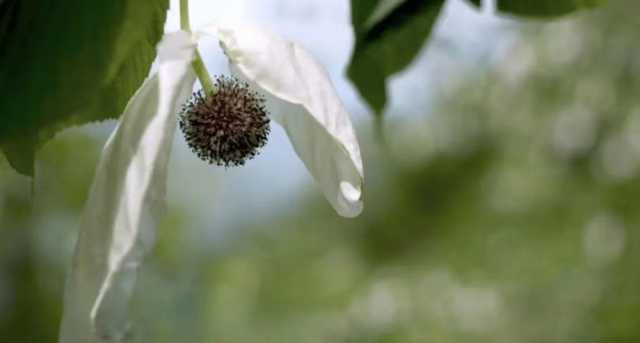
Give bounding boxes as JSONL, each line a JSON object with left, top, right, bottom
{"left": 178, "top": 76, "right": 271, "bottom": 167}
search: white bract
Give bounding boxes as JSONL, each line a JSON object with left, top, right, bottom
{"left": 59, "top": 24, "right": 363, "bottom": 342}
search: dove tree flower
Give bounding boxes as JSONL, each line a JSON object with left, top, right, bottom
{"left": 58, "top": 1, "right": 363, "bottom": 342}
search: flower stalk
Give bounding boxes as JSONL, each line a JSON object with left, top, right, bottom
{"left": 180, "top": 0, "right": 216, "bottom": 95}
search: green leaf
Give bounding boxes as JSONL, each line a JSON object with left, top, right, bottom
{"left": 467, "top": 0, "right": 481, "bottom": 7}
{"left": 347, "top": 0, "right": 445, "bottom": 114}
{"left": 468, "top": 0, "right": 607, "bottom": 17}
{"left": 0, "top": 0, "right": 169, "bottom": 176}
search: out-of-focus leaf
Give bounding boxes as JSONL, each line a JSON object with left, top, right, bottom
{"left": 467, "top": 0, "right": 607, "bottom": 17}
{"left": 0, "top": 0, "right": 169, "bottom": 176}
{"left": 347, "top": 0, "right": 445, "bottom": 114}
{"left": 467, "top": 0, "right": 481, "bottom": 7}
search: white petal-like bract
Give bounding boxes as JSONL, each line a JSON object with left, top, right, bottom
{"left": 58, "top": 31, "right": 196, "bottom": 343}
{"left": 205, "top": 24, "right": 364, "bottom": 217}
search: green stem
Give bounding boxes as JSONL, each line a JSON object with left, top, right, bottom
{"left": 180, "top": 0, "right": 216, "bottom": 95}
{"left": 179, "top": 0, "right": 190, "bottom": 31}
{"left": 193, "top": 50, "right": 216, "bottom": 94}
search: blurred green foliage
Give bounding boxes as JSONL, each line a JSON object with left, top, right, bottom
{"left": 0, "top": 130, "right": 101, "bottom": 340}
{"left": 1, "top": 0, "right": 638, "bottom": 342}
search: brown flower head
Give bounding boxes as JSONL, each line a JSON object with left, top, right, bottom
{"left": 179, "top": 76, "right": 271, "bottom": 166}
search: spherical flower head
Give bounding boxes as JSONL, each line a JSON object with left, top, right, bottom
{"left": 179, "top": 76, "right": 271, "bottom": 166}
